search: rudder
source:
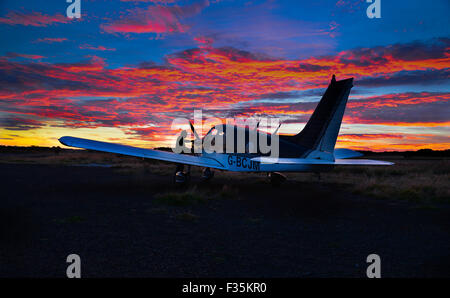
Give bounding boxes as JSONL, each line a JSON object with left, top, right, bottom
{"left": 289, "top": 75, "right": 353, "bottom": 160}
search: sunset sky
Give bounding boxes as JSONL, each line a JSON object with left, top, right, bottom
{"left": 0, "top": 0, "right": 449, "bottom": 151}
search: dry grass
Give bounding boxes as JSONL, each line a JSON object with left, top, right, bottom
{"left": 0, "top": 150, "right": 130, "bottom": 165}
{"left": 174, "top": 211, "right": 199, "bottom": 222}
{"left": 154, "top": 184, "right": 241, "bottom": 206}
{"left": 0, "top": 149, "right": 175, "bottom": 175}
{"left": 154, "top": 186, "right": 208, "bottom": 206}
{"left": 289, "top": 159, "right": 450, "bottom": 203}
{"left": 1, "top": 149, "right": 448, "bottom": 204}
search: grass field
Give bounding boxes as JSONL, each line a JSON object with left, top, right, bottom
{"left": 0, "top": 147, "right": 448, "bottom": 205}
{"left": 1, "top": 147, "right": 449, "bottom": 277}
{"left": 290, "top": 159, "right": 450, "bottom": 204}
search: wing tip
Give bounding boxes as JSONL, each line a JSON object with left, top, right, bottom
{"left": 59, "top": 136, "right": 73, "bottom": 146}
{"left": 365, "top": 160, "right": 395, "bottom": 166}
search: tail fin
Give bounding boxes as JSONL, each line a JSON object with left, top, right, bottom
{"left": 290, "top": 75, "right": 353, "bottom": 160}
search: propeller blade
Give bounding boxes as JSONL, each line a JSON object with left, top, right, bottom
{"left": 189, "top": 121, "right": 201, "bottom": 140}
{"left": 253, "top": 120, "right": 260, "bottom": 131}
{"left": 272, "top": 123, "right": 282, "bottom": 135}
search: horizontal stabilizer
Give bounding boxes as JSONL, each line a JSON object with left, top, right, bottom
{"left": 252, "top": 156, "right": 393, "bottom": 166}
{"left": 333, "top": 148, "right": 363, "bottom": 159}
{"left": 333, "top": 159, "right": 394, "bottom": 165}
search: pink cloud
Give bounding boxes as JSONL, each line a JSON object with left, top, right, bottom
{"left": 0, "top": 40, "right": 449, "bottom": 150}
{"left": 79, "top": 44, "right": 116, "bottom": 51}
{"left": 120, "top": 0, "right": 177, "bottom": 3}
{"left": 34, "top": 38, "right": 68, "bottom": 43}
{"left": 194, "top": 36, "right": 214, "bottom": 48}
{"left": 5, "top": 52, "right": 45, "bottom": 60}
{"left": 102, "top": 0, "right": 209, "bottom": 34}
{"left": 0, "top": 11, "right": 70, "bottom": 27}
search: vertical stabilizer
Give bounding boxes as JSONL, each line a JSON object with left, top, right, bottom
{"left": 288, "top": 76, "right": 353, "bottom": 160}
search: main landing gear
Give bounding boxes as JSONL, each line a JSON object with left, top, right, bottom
{"left": 268, "top": 172, "right": 287, "bottom": 187}
{"left": 174, "top": 164, "right": 190, "bottom": 185}
{"left": 201, "top": 167, "right": 214, "bottom": 182}
{"left": 173, "top": 165, "right": 214, "bottom": 185}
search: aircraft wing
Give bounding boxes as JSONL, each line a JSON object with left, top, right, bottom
{"left": 58, "top": 136, "right": 226, "bottom": 169}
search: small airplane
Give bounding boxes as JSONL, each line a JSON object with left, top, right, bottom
{"left": 59, "top": 76, "right": 393, "bottom": 185}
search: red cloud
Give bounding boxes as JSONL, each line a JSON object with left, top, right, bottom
{"left": 120, "top": 0, "right": 176, "bottom": 3}
{"left": 102, "top": 0, "right": 209, "bottom": 34}
{"left": 339, "top": 134, "right": 404, "bottom": 140}
{"left": 348, "top": 92, "right": 450, "bottom": 109}
{"left": 34, "top": 38, "right": 68, "bottom": 43}
{"left": 5, "top": 52, "right": 45, "bottom": 60}
{"left": 0, "top": 39, "right": 449, "bottom": 150}
{"left": 194, "top": 36, "right": 214, "bottom": 48}
{"left": 1, "top": 117, "right": 45, "bottom": 131}
{"left": 103, "top": 22, "right": 184, "bottom": 34}
{"left": 0, "top": 11, "right": 70, "bottom": 27}
{"left": 79, "top": 44, "right": 116, "bottom": 51}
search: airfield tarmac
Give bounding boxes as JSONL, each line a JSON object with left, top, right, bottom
{"left": 0, "top": 161, "right": 449, "bottom": 278}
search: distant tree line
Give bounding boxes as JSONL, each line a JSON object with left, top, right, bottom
{"left": 0, "top": 145, "right": 448, "bottom": 158}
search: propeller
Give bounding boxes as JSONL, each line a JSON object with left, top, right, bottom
{"left": 272, "top": 123, "right": 282, "bottom": 135}
{"left": 189, "top": 121, "right": 202, "bottom": 153}
{"left": 189, "top": 120, "right": 201, "bottom": 141}
{"left": 252, "top": 120, "right": 261, "bottom": 132}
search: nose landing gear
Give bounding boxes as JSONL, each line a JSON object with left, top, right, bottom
{"left": 173, "top": 165, "right": 215, "bottom": 185}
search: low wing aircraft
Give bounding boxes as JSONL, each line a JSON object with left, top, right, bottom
{"left": 59, "top": 76, "right": 393, "bottom": 185}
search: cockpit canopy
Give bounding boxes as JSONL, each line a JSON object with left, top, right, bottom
{"left": 203, "top": 124, "right": 272, "bottom": 155}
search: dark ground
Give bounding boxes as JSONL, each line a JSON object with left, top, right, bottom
{"left": 0, "top": 163, "right": 449, "bottom": 278}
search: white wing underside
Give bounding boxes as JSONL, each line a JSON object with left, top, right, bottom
{"left": 59, "top": 136, "right": 226, "bottom": 169}
{"left": 59, "top": 136, "right": 393, "bottom": 172}
{"left": 252, "top": 156, "right": 393, "bottom": 166}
